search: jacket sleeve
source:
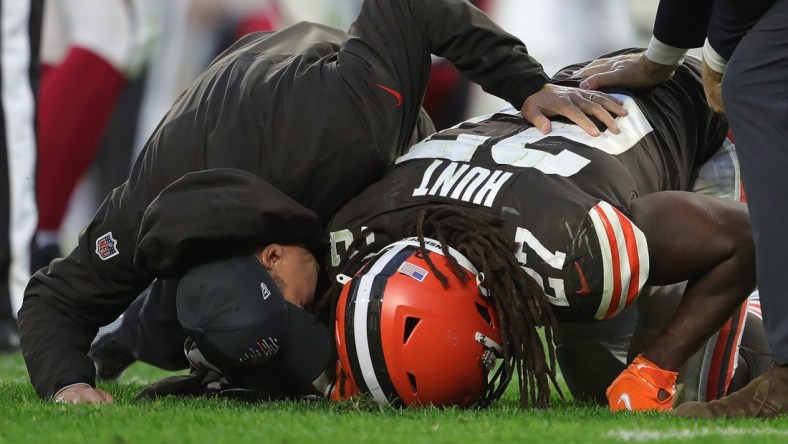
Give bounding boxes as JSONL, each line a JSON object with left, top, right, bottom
{"left": 346, "top": 0, "right": 547, "bottom": 107}
{"left": 652, "top": 0, "right": 777, "bottom": 58}
{"left": 134, "top": 169, "right": 328, "bottom": 277}
{"left": 652, "top": 0, "right": 715, "bottom": 49}
{"left": 19, "top": 180, "right": 157, "bottom": 399}
{"left": 336, "top": 0, "right": 548, "bottom": 157}
{"left": 707, "top": 0, "right": 777, "bottom": 60}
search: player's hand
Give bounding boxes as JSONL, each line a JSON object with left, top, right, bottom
{"left": 521, "top": 84, "right": 627, "bottom": 137}
{"left": 606, "top": 354, "right": 677, "bottom": 412}
{"left": 701, "top": 57, "right": 725, "bottom": 114}
{"left": 53, "top": 384, "right": 114, "bottom": 405}
{"left": 573, "top": 52, "right": 677, "bottom": 91}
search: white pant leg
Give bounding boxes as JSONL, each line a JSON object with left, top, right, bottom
{"left": 1, "top": 0, "right": 39, "bottom": 316}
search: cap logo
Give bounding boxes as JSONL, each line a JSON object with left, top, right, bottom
{"left": 95, "top": 232, "right": 119, "bottom": 260}
{"left": 260, "top": 282, "right": 271, "bottom": 300}
{"left": 240, "top": 336, "right": 280, "bottom": 363}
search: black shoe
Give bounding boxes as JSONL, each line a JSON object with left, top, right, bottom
{"left": 0, "top": 318, "right": 20, "bottom": 353}
{"left": 88, "top": 328, "right": 136, "bottom": 381}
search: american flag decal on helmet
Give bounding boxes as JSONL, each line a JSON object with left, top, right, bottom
{"left": 398, "top": 261, "right": 428, "bottom": 282}
{"left": 95, "top": 232, "right": 120, "bottom": 260}
{"left": 588, "top": 202, "right": 649, "bottom": 320}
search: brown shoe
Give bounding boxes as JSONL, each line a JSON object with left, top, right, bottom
{"left": 674, "top": 363, "right": 788, "bottom": 418}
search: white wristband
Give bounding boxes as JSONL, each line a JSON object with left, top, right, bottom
{"left": 702, "top": 39, "right": 728, "bottom": 74}
{"left": 645, "top": 36, "right": 687, "bottom": 66}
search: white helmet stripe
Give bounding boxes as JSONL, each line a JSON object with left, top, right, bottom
{"left": 352, "top": 242, "right": 411, "bottom": 406}
{"left": 589, "top": 201, "right": 649, "bottom": 320}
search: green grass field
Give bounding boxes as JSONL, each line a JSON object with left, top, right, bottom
{"left": 1, "top": 352, "right": 787, "bottom": 444}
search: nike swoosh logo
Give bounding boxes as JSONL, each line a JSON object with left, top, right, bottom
{"left": 573, "top": 260, "right": 590, "bottom": 296}
{"left": 617, "top": 393, "right": 633, "bottom": 411}
{"left": 376, "top": 84, "right": 403, "bottom": 106}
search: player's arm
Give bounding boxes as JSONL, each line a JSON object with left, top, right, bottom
{"left": 605, "top": 190, "right": 754, "bottom": 411}
{"left": 629, "top": 191, "right": 755, "bottom": 371}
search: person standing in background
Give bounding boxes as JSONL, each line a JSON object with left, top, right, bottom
{"left": 575, "top": 0, "right": 788, "bottom": 418}
{"left": 0, "top": 0, "right": 43, "bottom": 352}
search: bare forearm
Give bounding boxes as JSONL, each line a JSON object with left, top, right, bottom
{"left": 643, "top": 249, "right": 756, "bottom": 370}
{"left": 631, "top": 192, "right": 755, "bottom": 371}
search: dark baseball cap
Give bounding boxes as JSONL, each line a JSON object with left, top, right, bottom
{"left": 176, "top": 255, "right": 332, "bottom": 384}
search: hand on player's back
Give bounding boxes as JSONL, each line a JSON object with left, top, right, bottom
{"left": 574, "top": 52, "right": 677, "bottom": 91}
{"left": 521, "top": 84, "right": 627, "bottom": 137}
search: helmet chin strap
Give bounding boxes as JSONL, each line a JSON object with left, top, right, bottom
{"left": 477, "top": 328, "right": 512, "bottom": 407}
{"left": 476, "top": 332, "right": 503, "bottom": 372}
{"left": 475, "top": 332, "right": 503, "bottom": 355}
{"left": 335, "top": 273, "right": 352, "bottom": 285}
{"left": 476, "top": 272, "right": 489, "bottom": 297}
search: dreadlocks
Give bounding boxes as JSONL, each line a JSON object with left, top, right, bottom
{"left": 317, "top": 204, "right": 562, "bottom": 408}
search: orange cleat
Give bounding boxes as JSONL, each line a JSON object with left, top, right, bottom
{"left": 606, "top": 354, "right": 678, "bottom": 412}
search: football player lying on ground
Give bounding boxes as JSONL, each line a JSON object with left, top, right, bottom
{"left": 322, "top": 49, "right": 758, "bottom": 411}
{"left": 90, "top": 49, "right": 761, "bottom": 411}
{"left": 18, "top": 0, "right": 628, "bottom": 405}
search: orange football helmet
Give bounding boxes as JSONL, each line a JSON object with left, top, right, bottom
{"left": 333, "top": 237, "right": 507, "bottom": 408}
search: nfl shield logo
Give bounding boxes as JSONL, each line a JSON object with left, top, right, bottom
{"left": 95, "top": 232, "right": 119, "bottom": 260}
